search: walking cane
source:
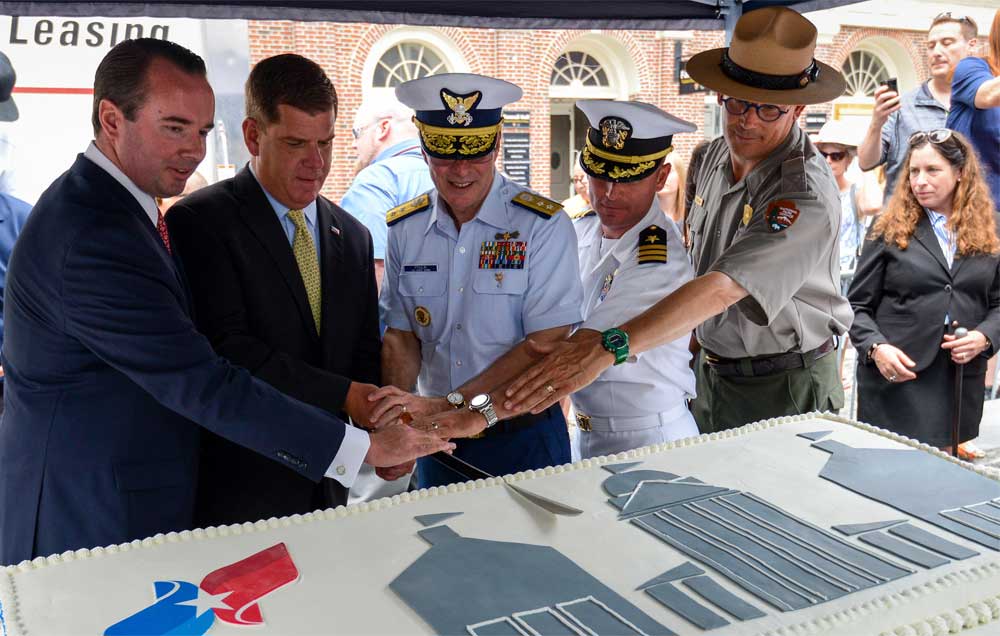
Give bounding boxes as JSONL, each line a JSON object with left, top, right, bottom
{"left": 952, "top": 324, "right": 968, "bottom": 458}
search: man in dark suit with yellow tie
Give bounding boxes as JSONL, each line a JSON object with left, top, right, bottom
{"left": 168, "top": 54, "right": 386, "bottom": 526}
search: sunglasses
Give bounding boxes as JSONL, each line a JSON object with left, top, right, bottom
{"left": 933, "top": 12, "right": 977, "bottom": 27}
{"left": 819, "top": 150, "right": 848, "bottom": 162}
{"left": 908, "top": 129, "right": 954, "bottom": 146}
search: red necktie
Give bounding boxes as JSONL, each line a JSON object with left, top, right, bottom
{"left": 157, "top": 210, "right": 172, "bottom": 255}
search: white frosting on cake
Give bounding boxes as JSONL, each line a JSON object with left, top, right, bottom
{"left": 3, "top": 413, "right": 1000, "bottom": 635}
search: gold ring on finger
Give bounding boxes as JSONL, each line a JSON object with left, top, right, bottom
{"left": 545, "top": 384, "right": 555, "bottom": 394}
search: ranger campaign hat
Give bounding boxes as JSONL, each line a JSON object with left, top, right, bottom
{"left": 576, "top": 100, "right": 695, "bottom": 183}
{"left": 685, "top": 7, "right": 846, "bottom": 106}
{"left": 395, "top": 73, "right": 522, "bottom": 160}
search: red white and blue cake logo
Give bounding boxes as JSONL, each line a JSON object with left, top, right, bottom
{"left": 104, "top": 542, "right": 298, "bottom": 635}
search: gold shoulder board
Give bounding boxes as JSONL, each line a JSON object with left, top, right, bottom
{"left": 386, "top": 193, "right": 431, "bottom": 227}
{"left": 572, "top": 209, "right": 597, "bottom": 220}
{"left": 511, "top": 191, "right": 561, "bottom": 220}
{"left": 637, "top": 224, "right": 668, "bottom": 264}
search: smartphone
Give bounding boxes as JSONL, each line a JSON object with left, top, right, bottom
{"left": 882, "top": 77, "right": 898, "bottom": 93}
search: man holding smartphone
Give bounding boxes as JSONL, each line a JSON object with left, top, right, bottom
{"left": 858, "top": 13, "right": 979, "bottom": 202}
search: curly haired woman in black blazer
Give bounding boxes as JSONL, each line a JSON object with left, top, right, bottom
{"left": 849, "top": 129, "right": 1000, "bottom": 452}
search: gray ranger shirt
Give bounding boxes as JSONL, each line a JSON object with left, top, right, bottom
{"left": 687, "top": 125, "right": 853, "bottom": 359}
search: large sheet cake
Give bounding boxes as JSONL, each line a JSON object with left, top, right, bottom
{"left": 3, "top": 413, "right": 1000, "bottom": 635}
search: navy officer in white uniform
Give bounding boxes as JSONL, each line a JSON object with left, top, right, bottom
{"left": 571, "top": 100, "right": 699, "bottom": 458}
{"left": 373, "top": 73, "right": 584, "bottom": 487}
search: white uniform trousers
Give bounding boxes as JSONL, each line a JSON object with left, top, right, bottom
{"left": 576, "top": 403, "right": 697, "bottom": 459}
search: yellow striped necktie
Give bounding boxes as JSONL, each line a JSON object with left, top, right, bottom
{"left": 287, "top": 209, "right": 322, "bottom": 334}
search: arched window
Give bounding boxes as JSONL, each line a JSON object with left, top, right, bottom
{"left": 372, "top": 42, "right": 447, "bottom": 87}
{"left": 551, "top": 51, "right": 610, "bottom": 88}
{"left": 841, "top": 51, "right": 890, "bottom": 97}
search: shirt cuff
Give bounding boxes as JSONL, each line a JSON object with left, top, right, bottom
{"left": 323, "top": 424, "right": 370, "bottom": 488}
{"left": 523, "top": 308, "right": 583, "bottom": 335}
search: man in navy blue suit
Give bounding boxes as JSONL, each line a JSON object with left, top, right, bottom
{"left": 0, "top": 192, "right": 30, "bottom": 414}
{"left": 0, "top": 38, "right": 453, "bottom": 566}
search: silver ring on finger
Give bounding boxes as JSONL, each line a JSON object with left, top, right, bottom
{"left": 888, "top": 373, "right": 897, "bottom": 382}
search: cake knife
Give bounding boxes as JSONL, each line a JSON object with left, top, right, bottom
{"left": 430, "top": 451, "right": 583, "bottom": 517}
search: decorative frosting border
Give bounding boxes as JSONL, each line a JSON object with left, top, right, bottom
{"left": 2, "top": 412, "right": 998, "bottom": 636}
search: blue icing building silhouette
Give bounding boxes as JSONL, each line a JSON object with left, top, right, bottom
{"left": 601, "top": 467, "right": 912, "bottom": 613}
{"left": 390, "top": 524, "right": 673, "bottom": 636}
{"left": 812, "top": 439, "right": 1000, "bottom": 550}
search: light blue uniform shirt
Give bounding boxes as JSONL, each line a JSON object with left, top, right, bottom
{"left": 248, "top": 164, "right": 320, "bottom": 265}
{"left": 380, "top": 171, "right": 584, "bottom": 396}
{"left": 341, "top": 139, "right": 434, "bottom": 260}
{"left": 926, "top": 207, "right": 956, "bottom": 325}
{"left": 925, "top": 207, "right": 956, "bottom": 267}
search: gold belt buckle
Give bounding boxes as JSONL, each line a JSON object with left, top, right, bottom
{"left": 576, "top": 413, "right": 592, "bottom": 432}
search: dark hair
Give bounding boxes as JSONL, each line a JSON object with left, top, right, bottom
{"left": 245, "top": 54, "right": 337, "bottom": 126}
{"left": 92, "top": 38, "right": 206, "bottom": 136}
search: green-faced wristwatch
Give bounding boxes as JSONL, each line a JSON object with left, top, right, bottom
{"left": 601, "top": 327, "right": 630, "bottom": 365}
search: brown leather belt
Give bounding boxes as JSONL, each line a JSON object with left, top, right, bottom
{"left": 704, "top": 337, "right": 836, "bottom": 378}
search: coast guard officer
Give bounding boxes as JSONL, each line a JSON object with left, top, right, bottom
{"left": 373, "top": 73, "right": 584, "bottom": 487}
{"left": 571, "top": 100, "right": 699, "bottom": 458}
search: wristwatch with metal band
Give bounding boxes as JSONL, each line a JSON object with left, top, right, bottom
{"left": 468, "top": 393, "right": 498, "bottom": 428}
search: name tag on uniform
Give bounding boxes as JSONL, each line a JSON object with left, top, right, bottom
{"left": 403, "top": 264, "right": 438, "bottom": 272}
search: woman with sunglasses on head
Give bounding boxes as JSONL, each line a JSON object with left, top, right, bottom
{"left": 849, "top": 129, "right": 1000, "bottom": 456}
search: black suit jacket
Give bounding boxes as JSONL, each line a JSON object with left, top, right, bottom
{"left": 849, "top": 212, "right": 1000, "bottom": 371}
{"left": 168, "top": 166, "right": 380, "bottom": 526}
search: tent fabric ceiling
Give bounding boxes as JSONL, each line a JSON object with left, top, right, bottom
{"left": 0, "top": 0, "right": 864, "bottom": 30}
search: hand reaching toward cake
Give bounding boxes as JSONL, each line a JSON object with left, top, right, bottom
{"left": 343, "top": 382, "right": 383, "bottom": 429}
{"left": 368, "top": 385, "right": 448, "bottom": 429}
{"left": 364, "top": 420, "right": 455, "bottom": 468}
{"left": 375, "top": 460, "right": 416, "bottom": 482}
{"left": 410, "top": 408, "right": 485, "bottom": 439}
{"left": 504, "top": 331, "right": 611, "bottom": 414}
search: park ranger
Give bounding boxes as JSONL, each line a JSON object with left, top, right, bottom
{"left": 371, "top": 73, "right": 584, "bottom": 487}
{"left": 570, "top": 100, "right": 699, "bottom": 457}
{"left": 502, "top": 7, "right": 853, "bottom": 433}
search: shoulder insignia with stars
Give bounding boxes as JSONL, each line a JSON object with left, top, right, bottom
{"left": 572, "top": 208, "right": 597, "bottom": 220}
{"left": 512, "top": 191, "right": 561, "bottom": 220}
{"left": 386, "top": 193, "right": 431, "bottom": 227}
{"left": 637, "top": 224, "right": 668, "bottom": 264}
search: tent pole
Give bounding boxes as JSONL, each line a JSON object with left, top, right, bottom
{"left": 719, "top": 0, "right": 743, "bottom": 45}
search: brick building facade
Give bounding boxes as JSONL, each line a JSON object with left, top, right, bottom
{"left": 247, "top": 20, "right": 930, "bottom": 202}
